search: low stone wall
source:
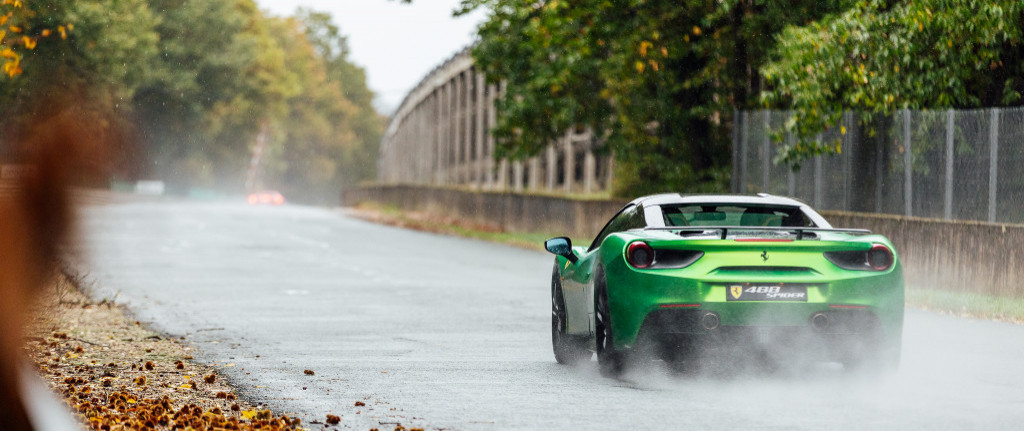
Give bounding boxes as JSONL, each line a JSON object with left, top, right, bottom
{"left": 343, "top": 185, "right": 626, "bottom": 240}
{"left": 823, "top": 211, "right": 1023, "bottom": 297}
{"left": 344, "top": 185, "right": 1023, "bottom": 298}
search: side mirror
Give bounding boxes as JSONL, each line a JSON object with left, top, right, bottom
{"left": 544, "top": 237, "right": 578, "bottom": 264}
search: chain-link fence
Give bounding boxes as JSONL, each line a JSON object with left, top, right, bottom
{"left": 732, "top": 107, "right": 1024, "bottom": 224}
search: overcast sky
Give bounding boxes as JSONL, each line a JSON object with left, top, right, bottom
{"left": 254, "top": 0, "right": 486, "bottom": 115}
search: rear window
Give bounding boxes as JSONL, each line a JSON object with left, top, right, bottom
{"left": 660, "top": 204, "right": 815, "bottom": 227}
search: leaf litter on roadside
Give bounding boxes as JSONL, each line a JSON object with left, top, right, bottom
{"left": 25, "top": 275, "right": 310, "bottom": 430}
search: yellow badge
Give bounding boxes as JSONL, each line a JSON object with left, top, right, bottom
{"left": 564, "top": 260, "right": 571, "bottom": 270}
{"left": 730, "top": 285, "right": 742, "bottom": 299}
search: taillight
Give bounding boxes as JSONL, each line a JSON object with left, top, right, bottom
{"left": 867, "top": 244, "right": 893, "bottom": 271}
{"left": 627, "top": 241, "right": 655, "bottom": 269}
{"left": 824, "top": 244, "right": 894, "bottom": 271}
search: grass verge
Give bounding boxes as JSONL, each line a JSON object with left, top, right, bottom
{"left": 347, "top": 202, "right": 581, "bottom": 251}
{"left": 906, "top": 287, "right": 1024, "bottom": 324}
{"left": 350, "top": 203, "right": 1024, "bottom": 325}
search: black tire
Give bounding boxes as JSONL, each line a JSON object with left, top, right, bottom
{"left": 552, "top": 263, "right": 590, "bottom": 365}
{"left": 594, "top": 266, "right": 626, "bottom": 377}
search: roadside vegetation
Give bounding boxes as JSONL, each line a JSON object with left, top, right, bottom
{"left": 0, "top": 0, "right": 382, "bottom": 204}
{"left": 455, "top": 0, "right": 1024, "bottom": 196}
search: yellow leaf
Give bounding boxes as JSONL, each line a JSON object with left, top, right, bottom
{"left": 840, "top": 126, "right": 847, "bottom": 135}
{"left": 692, "top": 26, "right": 701, "bottom": 36}
{"left": 241, "top": 410, "right": 258, "bottom": 420}
{"left": 639, "top": 41, "right": 652, "bottom": 58}
{"left": 41, "top": 29, "right": 50, "bottom": 37}
{"left": 22, "top": 36, "right": 35, "bottom": 50}
{"left": 9, "top": 25, "right": 21, "bottom": 33}
{"left": 635, "top": 61, "right": 645, "bottom": 74}
{"left": 67, "top": 23, "right": 74, "bottom": 31}
{"left": 178, "top": 384, "right": 191, "bottom": 389}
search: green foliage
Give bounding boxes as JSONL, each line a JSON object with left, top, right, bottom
{"left": 762, "top": 0, "right": 1024, "bottom": 166}
{"left": 460, "top": 0, "right": 848, "bottom": 197}
{"left": 0, "top": 0, "right": 382, "bottom": 203}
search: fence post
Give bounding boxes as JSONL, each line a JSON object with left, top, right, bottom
{"left": 842, "top": 112, "right": 852, "bottom": 211}
{"left": 739, "top": 112, "right": 749, "bottom": 193}
{"left": 786, "top": 123, "right": 795, "bottom": 196}
{"left": 944, "top": 109, "right": 954, "bottom": 220}
{"left": 989, "top": 108, "right": 999, "bottom": 222}
{"left": 732, "top": 109, "right": 740, "bottom": 193}
{"left": 903, "top": 108, "right": 912, "bottom": 217}
{"left": 814, "top": 135, "right": 822, "bottom": 208}
{"left": 762, "top": 110, "right": 770, "bottom": 192}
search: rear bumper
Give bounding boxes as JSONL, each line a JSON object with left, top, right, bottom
{"left": 636, "top": 307, "right": 893, "bottom": 361}
{"left": 606, "top": 262, "right": 904, "bottom": 351}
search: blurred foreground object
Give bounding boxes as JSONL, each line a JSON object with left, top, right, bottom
{"left": 0, "top": 107, "right": 110, "bottom": 430}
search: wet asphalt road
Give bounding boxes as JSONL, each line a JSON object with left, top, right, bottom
{"left": 75, "top": 200, "right": 1024, "bottom": 430}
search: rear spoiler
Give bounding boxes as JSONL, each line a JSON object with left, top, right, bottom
{"left": 642, "top": 226, "right": 871, "bottom": 240}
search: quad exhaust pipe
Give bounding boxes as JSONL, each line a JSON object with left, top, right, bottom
{"left": 811, "top": 312, "right": 830, "bottom": 331}
{"left": 701, "top": 312, "right": 720, "bottom": 330}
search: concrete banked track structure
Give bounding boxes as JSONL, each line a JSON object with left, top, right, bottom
{"left": 378, "top": 48, "right": 614, "bottom": 194}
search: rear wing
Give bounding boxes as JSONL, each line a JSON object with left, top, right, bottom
{"left": 642, "top": 226, "right": 871, "bottom": 240}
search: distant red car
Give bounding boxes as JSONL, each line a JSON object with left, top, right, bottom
{"left": 247, "top": 190, "right": 285, "bottom": 206}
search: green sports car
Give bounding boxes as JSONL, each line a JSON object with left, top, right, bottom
{"left": 545, "top": 193, "right": 904, "bottom": 377}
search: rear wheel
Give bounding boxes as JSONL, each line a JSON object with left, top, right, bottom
{"left": 552, "top": 263, "right": 589, "bottom": 365}
{"left": 594, "top": 266, "right": 627, "bottom": 377}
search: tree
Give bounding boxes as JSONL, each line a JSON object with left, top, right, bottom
{"left": 761, "top": 0, "right": 1024, "bottom": 166}
{"left": 458, "top": 0, "right": 850, "bottom": 196}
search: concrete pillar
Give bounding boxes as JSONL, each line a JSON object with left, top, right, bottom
{"left": 475, "top": 70, "right": 486, "bottom": 187}
{"left": 513, "top": 160, "right": 524, "bottom": 191}
{"left": 528, "top": 157, "right": 540, "bottom": 190}
{"left": 464, "top": 70, "right": 475, "bottom": 186}
{"left": 584, "top": 146, "right": 596, "bottom": 194}
{"left": 453, "top": 75, "right": 463, "bottom": 184}
{"left": 497, "top": 159, "right": 508, "bottom": 190}
{"left": 563, "top": 131, "right": 575, "bottom": 193}
{"left": 440, "top": 85, "right": 450, "bottom": 185}
{"left": 545, "top": 144, "right": 557, "bottom": 190}
{"left": 418, "top": 101, "right": 428, "bottom": 183}
{"left": 435, "top": 88, "right": 442, "bottom": 184}
{"left": 485, "top": 83, "right": 497, "bottom": 189}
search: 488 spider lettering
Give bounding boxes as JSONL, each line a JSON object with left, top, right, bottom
{"left": 545, "top": 194, "right": 904, "bottom": 377}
